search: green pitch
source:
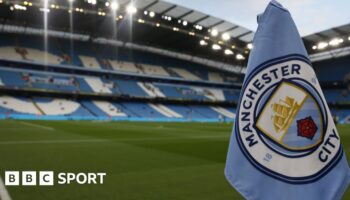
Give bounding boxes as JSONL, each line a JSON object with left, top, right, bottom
{"left": 0, "top": 120, "right": 349, "bottom": 200}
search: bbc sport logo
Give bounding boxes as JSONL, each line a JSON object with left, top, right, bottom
{"left": 4, "top": 171, "right": 106, "bottom": 186}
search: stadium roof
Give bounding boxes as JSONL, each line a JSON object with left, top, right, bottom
{"left": 0, "top": 0, "right": 254, "bottom": 72}
{"left": 304, "top": 23, "right": 350, "bottom": 44}
{"left": 138, "top": 0, "right": 254, "bottom": 43}
{"left": 303, "top": 23, "right": 350, "bottom": 62}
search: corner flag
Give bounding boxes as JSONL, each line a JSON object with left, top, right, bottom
{"left": 225, "top": 1, "right": 350, "bottom": 199}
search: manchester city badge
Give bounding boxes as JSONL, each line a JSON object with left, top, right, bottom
{"left": 235, "top": 55, "right": 343, "bottom": 184}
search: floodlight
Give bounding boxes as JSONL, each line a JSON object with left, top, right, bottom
{"left": 212, "top": 44, "right": 221, "bottom": 50}
{"left": 317, "top": 42, "right": 328, "bottom": 49}
{"left": 199, "top": 40, "right": 207, "bottom": 46}
{"left": 221, "top": 33, "right": 230, "bottom": 41}
{"left": 14, "top": 4, "right": 27, "bottom": 10}
{"left": 211, "top": 29, "right": 218, "bottom": 37}
{"left": 126, "top": 5, "right": 137, "bottom": 14}
{"left": 224, "top": 49, "right": 234, "bottom": 55}
{"left": 236, "top": 54, "right": 245, "bottom": 60}
{"left": 329, "top": 38, "right": 343, "bottom": 46}
{"left": 247, "top": 43, "right": 253, "bottom": 49}
{"left": 111, "top": 2, "right": 118, "bottom": 10}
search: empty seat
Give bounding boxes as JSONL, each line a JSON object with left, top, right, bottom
{"left": 35, "top": 98, "right": 81, "bottom": 115}
{"left": 79, "top": 55, "right": 101, "bottom": 69}
{"left": 84, "top": 77, "right": 112, "bottom": 94}
{"left": 92, "top": 100, "right": 126, "bottom": 117}
{"left": 0, "top": 96, "right": 40, "bottom": 115}
{"left": 171, "top": 68, "right": 201, "bottom": 80}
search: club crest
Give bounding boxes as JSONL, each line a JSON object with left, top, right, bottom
{"left": 235, "top": 55, "right": 343, "bottom": 184}
{"left": 255, "top": 81, "right": 323, "bottom": 151}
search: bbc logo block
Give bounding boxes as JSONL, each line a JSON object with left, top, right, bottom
{"left": 22, "top": 171, "right": 36, "bottom": 186}
{"left": 4, "top": 171, "right": 106, "bottom": 186}
{"left": 5, "top": 171, "right": 19, "bottom": 186}
{"left": 39, "top": 171, "right": 54, "bottom": 186}
{"left": 5, "top": 171, "right": 54, "bottom": 186}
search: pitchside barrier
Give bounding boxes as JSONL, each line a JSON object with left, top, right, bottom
{"left": 0, "top": 114, "right": 233, "bottom": 123}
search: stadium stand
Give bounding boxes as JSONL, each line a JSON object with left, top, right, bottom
{"left": 109, "top": 60, "right": 142, "bottom": 73}
{"left": 79, "top": 55, "right": 101, "bottom": 69}
{"left": 208, "top": 72, "right": 224, "bottom": 83}
{"left": 34, "top": 97, "right": 85, "bottom": 116}
{"left": 166, "top": 104, "right": 206, "bottom": 119}
{"left": 0, "top": 34, "right": 240, "bottom": 84}
{"left": 83, "top": 77, "right": 113, "bottom": 94}
{"left": 171, "top": 68, "right": 202, "bottom": 80}
{"left": 210, "top": 106, "right": 236, "bottom": 118}
{"left": 313, "top": 55, "right": 350, "bottom": 82}
{"left": 0, "top": 96, "right": 40, "bottom": 115}
{"left": 0, "top": 8, "right": 348, "bottom": 123}
{"left": 138, "top": 82, "right": 166, "bottom": 98}
{"left": 149, "top": 103, "right": 183, "bottom": 118}
{"left": 91, "top": 100, "right": 127, "bottom": 117}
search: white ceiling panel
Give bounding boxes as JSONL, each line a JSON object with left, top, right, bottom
{"left": 211, "top": 22, "right": 236, "bottom": 32}
{"left": 197, "top": 16, "right": 222, "bottom": 28}
{"left": 147, "top": 1, "right": 174, "bottom": 14}
{"left": 118, "top": 0, "right": 131, "bottom": 5}
{"left": 229, "top": 26, "right": 250, "bottom": 37}
{"left": 181, "top": 11, "right": 207, "bottom": 23}
{"left": 240, "top": 32, "right": 254, "bottom": 42}
{"left": 165, "top": 5, "right": 191, "bottom": 18}
{"left": 134, "top": 0, "right": 156, "bottom": 9}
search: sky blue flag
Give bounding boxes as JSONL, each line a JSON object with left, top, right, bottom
{"left": 225, "top": 1, "right": 350, "bottom": 200}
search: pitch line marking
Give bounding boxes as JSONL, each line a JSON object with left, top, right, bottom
{"left": 20, "top": 122, "right": 55, "bottom": 131}
{"left": 0, "top": 176, "right": 11, "bottom": 200}
{"left": 0, "top": 135, "right": 229, "bottom": 145}
{"left": 0, "top": 139, "right": 109, "bottom": 145}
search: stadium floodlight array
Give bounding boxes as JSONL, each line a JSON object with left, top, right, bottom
{"left": 2, "top": 0, "right": 251, "bottom": 58}
{"left": 312, "top": 37, "right": 348, "bottom": 50}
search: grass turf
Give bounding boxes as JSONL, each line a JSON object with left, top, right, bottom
{"left": 0, "top": 120, "right": 348, "bottom": 200}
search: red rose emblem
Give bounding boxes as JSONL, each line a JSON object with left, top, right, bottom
{"left": 297, "top": 116, "right": 318, "bottom": 140}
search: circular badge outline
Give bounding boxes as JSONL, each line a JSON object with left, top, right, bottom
{"left": 235, "top": 54, "right": 343, "bottom": 184}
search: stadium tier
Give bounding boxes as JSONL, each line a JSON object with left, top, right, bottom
{"left": 0, "top": 34, "right": 239, "bottom": 83}
{"left": 0, "top": 67, "right": 238, "bottom": 101}
{"left": 0, "top": 95, "right": 235, "bottom": 121}
{"left": 0, "top": 32, "right": 348, "bottom": 123}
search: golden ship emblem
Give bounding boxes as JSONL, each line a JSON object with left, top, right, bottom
{"left": 271, "top": 96, "right": 302, "bottom": 134}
